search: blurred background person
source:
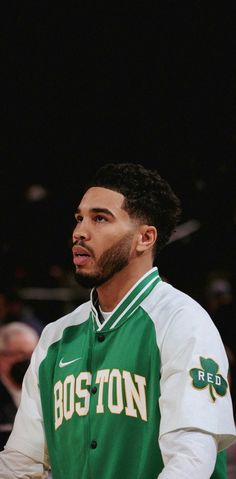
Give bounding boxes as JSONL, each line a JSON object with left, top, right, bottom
{"left": 0, "top": 322, "right": 39, "bottom": 451}
{"left": 0, "top": 289, "right": 44, "bottom": 336}
{"left": 203, "top": 275, "right": 236, "bottom": 359}
{"left": 225, "top": 346, "right": 236, "bottom": 479}
{"left": 203, "top": 277, "right": 236, "bottom": 477}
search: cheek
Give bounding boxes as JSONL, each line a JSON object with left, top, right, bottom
{"left": 94, "top": 225, "right": 136, "bottom": 257}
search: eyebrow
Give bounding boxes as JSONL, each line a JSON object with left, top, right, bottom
{"left": 76, "top": 207, "right": 115, "bottom": 218}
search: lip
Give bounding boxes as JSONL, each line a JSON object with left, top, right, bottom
{"left": 72, "top": 245, "right": 91, "bottom": 257}
{"left": 72, "top": 245, "right": 92, "bottom": 266}
{"left": 73, "top": 255, "right": 91, "bottom": 266}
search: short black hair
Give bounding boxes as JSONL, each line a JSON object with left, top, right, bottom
{"left": 86, "top": 163, "right": 181, "bottom": 257}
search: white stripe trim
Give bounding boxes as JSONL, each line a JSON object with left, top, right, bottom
{"left": 98, "top": 273, "right": 159, "bottom": 331}
{"left": 91, "top": 301, "right": 101, "bottom": 329}
{"left": 95, "top": 267, "right": 157, "bottom": 331}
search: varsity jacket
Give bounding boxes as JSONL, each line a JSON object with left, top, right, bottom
{"left": 6, "top": 268, "right": 236, "bottom": 478}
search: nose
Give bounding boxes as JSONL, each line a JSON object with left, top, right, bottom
{"left": 72, "top": 221, "right": 90, "bottom": 243}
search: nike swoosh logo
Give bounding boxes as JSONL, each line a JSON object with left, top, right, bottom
{"left": 59, "top": 357, "right": 82, "bottom": 368}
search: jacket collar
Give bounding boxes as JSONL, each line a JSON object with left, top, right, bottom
{"left": 90, "top": 267, "right": 161, "bottom": 332}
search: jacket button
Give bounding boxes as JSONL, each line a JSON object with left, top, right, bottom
{"left": 91, "top": 440, "right": 97, "bottom": 449}
{"left": 91, "top": 386, "right": 97, "bottom": 394}
{"left": 97, "top": 334, "right": 105, "bottom": 342}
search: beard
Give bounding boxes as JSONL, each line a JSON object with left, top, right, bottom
{"left": 74, "top": 232, "right": 134, "bottom": 289}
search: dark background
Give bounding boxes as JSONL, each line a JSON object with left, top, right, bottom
{"left": 1, "top": 7, "right": 236, "bottom": 323}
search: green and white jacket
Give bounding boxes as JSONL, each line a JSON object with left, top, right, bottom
{"left": 7, "top": 268, "right": 236, "bottom": 478}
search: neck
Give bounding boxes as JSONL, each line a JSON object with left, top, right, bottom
{"left": 96, "top": 258, "right": 154, "bottom": 311}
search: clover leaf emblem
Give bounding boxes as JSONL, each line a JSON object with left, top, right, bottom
{"left": 190, "top": 357, "right": 228, "bottom": 402}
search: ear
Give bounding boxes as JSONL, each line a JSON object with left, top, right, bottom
{"left": 136, "top": 225, "right": 157, "bottom": 253}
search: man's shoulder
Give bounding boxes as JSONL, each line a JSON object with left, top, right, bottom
{"left": 147, "top": 280, "right": 205, "bottom": 311}
{"left": 36, "top": 300, "right": 91, "bottom": 355}
{"left": 142, "top": 281, "right": 219, "bottom": 349}
{"left": 45, "top": 300, "right": 91, "bottom": 331}
{"left": 143, "top": 280, "right": 210, "bottom": 326}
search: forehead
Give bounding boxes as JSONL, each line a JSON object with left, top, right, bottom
{"left": 78, "top": 187, "right": 126, "bottom": 212}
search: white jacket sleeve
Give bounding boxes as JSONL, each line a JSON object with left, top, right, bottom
{"left": 5, "top": 347, "right": 48, "bottom": 463}
{"left": 0, "top": 447, "right": 50, "bottom": 479}
{"left": 158, "top": 429, "right": 217, "bottom": 478}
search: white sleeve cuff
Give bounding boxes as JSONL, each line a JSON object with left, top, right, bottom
{"left": 0, "top": 447, "right": 49, "bottom": 479}
{"left": 158, "top": 429, "right": 217, "bottom": 478}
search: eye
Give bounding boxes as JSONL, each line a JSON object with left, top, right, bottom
{"left": 94, "top": 215, "right": 107, "bottom": 223}
{"left": 75, "top": 214, "right": 83, "bottom": 223}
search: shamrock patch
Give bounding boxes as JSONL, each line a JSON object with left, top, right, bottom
{"left": 190, "top": 357, "right": 228, "bottom": 402}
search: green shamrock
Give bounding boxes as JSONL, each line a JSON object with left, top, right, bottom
{"left": 190, "top": 357, "right": 228, "bottom": 402}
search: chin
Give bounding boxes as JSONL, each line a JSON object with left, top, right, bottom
{"left": 74, "top": 271, "right": 105, "bottom": 289}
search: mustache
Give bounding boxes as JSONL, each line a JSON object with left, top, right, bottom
{"left": 72, "top": 240, "right": 95, "bottom": 258}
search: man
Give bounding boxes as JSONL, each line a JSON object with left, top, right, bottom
{"left": 0, "top": 163, "right": 235, "bottom": 478}
{"left": 0, "top": 322, "right": 39, "bottom": 451}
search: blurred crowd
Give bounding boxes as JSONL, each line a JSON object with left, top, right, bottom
{"left": 0, "top": 322, "right": 39, "bottom": 451}
{"left": 0, "top": 270, "right": 235, "bottom": 476}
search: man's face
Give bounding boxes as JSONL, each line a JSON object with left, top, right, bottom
{"left": 72, "top": 187, "right": 139, "bottom": 288}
